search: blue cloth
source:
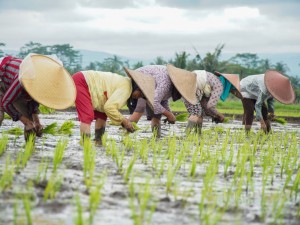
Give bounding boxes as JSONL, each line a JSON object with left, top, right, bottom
{"left": 218, "top": 76, "right": 232, "bottom": 101}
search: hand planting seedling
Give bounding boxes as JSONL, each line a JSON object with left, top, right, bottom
{"left": 163, "top": 112, "right": 189, "bottom": 123}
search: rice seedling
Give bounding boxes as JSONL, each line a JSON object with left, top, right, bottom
{"left": 89, "top": 176, "right": 106, "bottom": 225}
{"left": 175, "top": 112, "right": 189, "bottom": 122}
{"left": 83, "top": 138, "right": 96, "bottom": 187}
{"left": 0, "top": 134, "right": 9, "bottom": 156}
{"left": 124, "top": 155, "right": 136, "bottom": 183}
{"left": 273, "top": 117, "right": 287, "bottom": 125}
{"left": 57, "top": 120, "right": 74, "bottom": 135}
{"left": 42, "top": 122, "right": 58, "bottom": 135}
{"left": 43, "top": 173, "right": 63, "bottom": 201}
{"left": 74, "top": 194, "right": 85, "bottom": 225}
{"left": 6, "top": 127, "right": 23, "bottom": 136}
{"left": 35, "top": 157, "right": 49, "bottom": 184}
{"left": 23, "top": 194, "right": 32, "bottom": 225}
{"left": 129, "top": 177, "right": 156, "bottom": 225}
{"left": 39, "top": 104, "right": 55, "bottom": 114}
{"left": 189, "top": 149, "right": 198, "bottom": 178}
{"left": 21, "top": 134, "right": 35, "bottom": 168}
{"left": 13, "top": 200, "right": 19, "bottom": 225}
{"left": 0, "top": 155, "right": 15, "bottom": 192}
{"left": 52, "top": 139, "right": 68, "bottom": 172}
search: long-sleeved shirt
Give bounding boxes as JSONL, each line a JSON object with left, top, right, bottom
{"left": 240, "top": 74, "right": 274, "bottom": 121}
{"left": 136, "top": 65, "right": 172, "bottom": 115}
{"left": 0, "top": 56, "right": 39, "bottom": 121}
{"left": 83, "top": 70, "right": 132, "bottom": 125}
{"left": 184, "top": 71, "right": 223, "bottom": 117}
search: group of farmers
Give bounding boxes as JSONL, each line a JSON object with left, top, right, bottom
{"left": 0, "top": 54, "right": 296, "bottom": 145}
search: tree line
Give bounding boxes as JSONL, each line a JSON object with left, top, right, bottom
{"left": 1, "top": 42, "right": 299, "bottom": 102}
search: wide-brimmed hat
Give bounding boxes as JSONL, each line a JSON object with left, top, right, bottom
{"left": 214, "top": 71, "right": 243, "bottom": 99}
{"left": 19, "top": 54, "right": 76, "bottom": 109}
{"left": 123, "top": 67, "right": 155, "bottom": 110}
{"left": 264, "top": 70, "right": 295, "bottom": 104}
{"left": 166, "top": 64, "right": 197, "bottom": 104}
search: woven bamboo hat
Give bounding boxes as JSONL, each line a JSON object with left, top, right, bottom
{"left": 167, "top": 64, "right": 197, "bottom": 104}
{"left": 19, "top": 54, "right": 76, "bottom": 109}
{"left": 264, "top": 70, "right": 295, "bottom": 104}
{"left": 123, "top": 67, "right": 155, "bottom": 110}
{"left": 214, "top": 71, "right": 243, "bottom": 99}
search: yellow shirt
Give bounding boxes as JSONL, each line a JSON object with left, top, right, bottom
{"left": 82, "top": 71, "right": 132, "bottom": 125}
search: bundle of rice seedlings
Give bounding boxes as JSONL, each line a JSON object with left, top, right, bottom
{"left": 42, "top": 122, "right": 58, "bottom": 135}
{"left": 39, "top": 105, "right": 55, "bottom": 114}
{"left": 57, "top": 121, "right": 74, "bottom": 135}
{"left": 274, "top": 117, "right": 287, "bottom": 125}
{"left": 223, "top": 117, "right": 230, "bottom": 123}
{"left": 4, "top": 113, "right": 11, "bottom": 120}
{"left": 6, "top": 127, "right": 23, "bottom": 135}
{"left": 131, "top": 122, "right": 140, "bottom": 130}
{"left": 175, "top": 113, "right": 189, "bottom": 122}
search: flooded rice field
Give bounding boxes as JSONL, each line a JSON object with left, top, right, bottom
{"left": 0, "top": 111, "right": 299, "bottom": 225}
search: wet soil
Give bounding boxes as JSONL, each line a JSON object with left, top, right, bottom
{"left": 0, "top": 111, "right": 299, "bottom": 225}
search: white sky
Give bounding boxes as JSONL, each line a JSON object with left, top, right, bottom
{"left": 0, "top": 0, "right": 300, "bottom": 60}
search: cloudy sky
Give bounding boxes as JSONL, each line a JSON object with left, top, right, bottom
{"left": 1, "top": 0, "right": 300, "bottom": 60}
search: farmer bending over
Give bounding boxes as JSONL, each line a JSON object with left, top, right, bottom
{"left": 124, "top": 65, "right": 181, "bottom": 138}
{"left": 0, "top": 54, "right": 75, "bottom": 140}
{"left": 167, "top": 65, "right": 242, "bottom": 134}
{"left": 240, "top": 70, "right": 295, "bottom": 133}
{"left": 72, "top": 70, "right": 135, "bottom": 146}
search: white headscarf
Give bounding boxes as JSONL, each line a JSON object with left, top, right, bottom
{"left": 193, "top": 70, "right": 211, "bottom": 98}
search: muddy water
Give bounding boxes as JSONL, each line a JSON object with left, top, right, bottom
{"left": 0, "top": 111, "right": 299, "bottom": 225}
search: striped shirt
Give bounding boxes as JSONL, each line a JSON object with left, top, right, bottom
{"left": 0, "top": 57, "right": 38, "bottom": 121}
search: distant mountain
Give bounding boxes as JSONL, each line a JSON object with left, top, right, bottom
{"left": 3, "top": 49, "right": 299, "bottom": 76}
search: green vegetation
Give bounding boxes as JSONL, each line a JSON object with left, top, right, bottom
{"left": 169, "top": 100, "right": 300, "bottom": 117}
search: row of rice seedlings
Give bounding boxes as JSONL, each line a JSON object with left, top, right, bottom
{"left": 88, "top": 174, "right": 106, "bottom": 225}
{"left": 0, "top": 155, "right": 15, "bottom": 192}
{"left": 35, "top": 157, "right": 49, "bottom": 184}
{"left": 83, "top": 138, "right": 96, "bottom": 187}
{"left": 129, "top": 177, "right": 156, "bottom": 225}
{"left": 0, "top": 134, "right": 9, "bottom": 157}
{"left": 43, "top": 120, "right": 74, "bottom": 135}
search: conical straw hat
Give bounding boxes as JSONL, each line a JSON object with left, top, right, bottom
{"left": 214, "top": 71, "right": 243, "bottom": 99}
{"left": 123, "top": 67, "right": 155, "bottom": 110}
{"left": 19, "top": 54, "right": 76, "bottom": 110}
{"left": 166, "top": 64, "right": 197, "bottom": 104}
{"left": 264, "top": 70, "right": 295, "bottom": 104}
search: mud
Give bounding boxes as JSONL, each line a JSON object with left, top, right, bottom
{"left": 0, "top": 111, "right": 299, "bottom": 225}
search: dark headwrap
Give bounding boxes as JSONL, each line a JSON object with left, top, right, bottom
{"left": 127, "top": 79, "right": 140, "bottom": 114}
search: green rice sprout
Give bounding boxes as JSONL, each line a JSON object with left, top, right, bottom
{"left": 0, "top": 134, "right": 9, "bottom": 156}
{"left": 53, "top": 139, "right": 68, "bottom": 172}
{"left": 6, "top": 127, "right": 23, "bottom": 136}
{"left": 39, "top": 105, "right": 55, "bottom": 114}
{"left": 74, "top": 194, "right": 84, "bottom": 225}
{"left": 23, "top": 195, "right": 32, "bottom": 225}
{"left": 43, "top": 173, "right": 63, "bottom": 201}
{"left": 132, "top": 122, "right": 140, "bottom": 130}
{"left": 4, "top": 113, "right": 11, "bottom": 119}
{"left": 223, "top": 117, "right": 230, "bottom": 123}
{"left": 0, "top": 155, "right": 15, "bottom": 192}
{"left": 175, "top": 113, "right": 189, "bottom": 122}
{"left": 274, "top": 117, "right": 287, "bottom": 125}
{"left": 42, "top": 122, "right": 58, "bottom": 135}
{"left": 57, "top": 120, "right": 74, "bottom": 135}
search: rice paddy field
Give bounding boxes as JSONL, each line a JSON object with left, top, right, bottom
{"left": 0, "top": 111, "right": 300, "bottom": 225}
